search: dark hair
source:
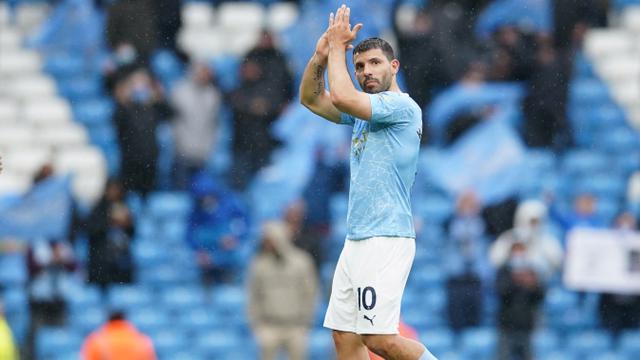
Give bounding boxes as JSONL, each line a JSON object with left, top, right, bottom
{"left": 353, "top": 37, "right": 395, "bottom": 61}
{"left": 109, "top": 310, "right": 126, "bottom": 322}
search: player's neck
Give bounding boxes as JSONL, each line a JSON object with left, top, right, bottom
{"left": 388, "top": 79, "right": 402, "bottom": 93}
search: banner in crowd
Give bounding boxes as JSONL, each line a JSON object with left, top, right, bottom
{"left": 0, "top": 176, "right": 72, "bottom": 241}
{"left": 426, "top": 118, "right": 526, "bottom": 205}
{"left": 564, "top": 227, "right": 640, "bottom": 294}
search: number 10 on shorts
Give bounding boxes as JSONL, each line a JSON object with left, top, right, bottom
{"left": 357, "top": 286, "right": 377, "bottom": 311}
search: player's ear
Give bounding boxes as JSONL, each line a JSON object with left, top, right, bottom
{"left": 390, "top": 59, "right": 400, "bottom": 75}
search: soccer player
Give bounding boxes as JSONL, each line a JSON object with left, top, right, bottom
{"left": 299, "top": 5, "right": 436, "bottom": 360}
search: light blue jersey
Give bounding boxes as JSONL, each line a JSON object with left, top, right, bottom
{"left": 340, "top": 91, "right": 422, "bottom": 240}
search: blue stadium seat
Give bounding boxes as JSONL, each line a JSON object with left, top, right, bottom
{"left": 569, "top": 79, "right": 610, "bottom": 105}
{"left": 68, "top": 306, "right": 107, "bottom": 334}
{"left": 108, "top": 285, "right": 154, "bottom": 311}
{"left": 147, "top": 191, "right": 193, "bottom": 221}
{"left": 413, "top": 195, "right": 454, "bottom": 225}
{"left": 566, "top": 330, "right": 612, "bottom": 357}
{"left": 58, "top": 76, "right": 102, "bottom": 101}
{"left": 562, "top": 150, "right": 608, "bottom": 176}
{"left": 619, "top": 330, "right": 640, "bottom": 358}
{"left": 588, "top": 104, "right": 627, "bottom": 131}
{"left": 526, "top": 149, "right": 557, "bottom": 172}
{"left": 161, "top": 285, "right": 206, "bottom": 310}
{"left": 138, "top": 264, "right": 186, "bottom": 288}
{"left": 419, "top": 328, "right": 455, "bottom": 358}
{"left": 66, "top": 285, "right": 102, "bottom": 310}
{"left": 133, "top": 240, "right": 169, "bottom": 267}
{"left": 72, "top": 98, "right": 114, "bottom": 126}
{"left": 150, "top": 49, "right": 184, "bottom": 89}
{"left": 533, "top": 329, "right": 559, "bottom": 357}
{"left": 194, "top": 330, "right": 243, "bottom": 356}
{"left": 584, "top": 351, "right": 624, "bottom": 360}
{"left": 460, "top": 327, "right": 497, "bottom": 360}
{"left": 86, "top": 123, "right": 117, "bottom": 148}
{"left": 575, "top": 175, "right": 626, "bottom": 199}
{"left": 411, "top": 266, "right": 445, "bottom": 291}
{"left": 599, "top": 127, "right": 640, "bottom": 154}
{"left": 0, "top": 253, "right": 27, "bottom": 286}
{"left": 44, "top": 52, "right": 84, "bottom": 78}
{"left": 128, "top": 308, "right": 170, "bottom": 335}
{"left": 211, "top": 55, "right": 240, "bottom": 92}
{"left": 211, "top": 285, "right": 246, "bottom": 316}
{"left": 150, "top": 329, "right": 188, "bottom": 356}
{"left": 176, "top": 307, "right": 224, "bottom": 334}
{"left": 308, "top": 329, "right": 334, "bottom": 360}
{"left": 36, "top": 326, "right": 84, "bottom": 359}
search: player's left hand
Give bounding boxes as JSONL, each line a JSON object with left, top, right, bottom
{"left": 326, "top": 4, "right": 363, "bottom": 50}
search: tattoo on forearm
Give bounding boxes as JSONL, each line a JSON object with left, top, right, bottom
{"left": 312, "top": 64, "right": 325, "bottom": 96}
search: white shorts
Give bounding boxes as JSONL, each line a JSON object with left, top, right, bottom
{"left": 323, "top": 236, "right": 415, "bottom": 335}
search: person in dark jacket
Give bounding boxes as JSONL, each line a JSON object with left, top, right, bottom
{"left": 495, "top": 241, "right": 546, "bottom": 360}
{"left": 87, "top": 179, "right": 136, "bottom": 292}
{"left": 227, "top": 30, "right": 294, "bottom": 190}
{"left": 113, "top": 67, "right": 173, "bottom": 196}
{"left": 105, "top": 0, "right": 157, "bottom": 64}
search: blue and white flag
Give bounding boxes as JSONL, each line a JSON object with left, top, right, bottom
{"left": 426, "top": 119, "right": 526, "bottom": 205}
{"left": 0, "top": 176, "right": 72, "bottom": 241}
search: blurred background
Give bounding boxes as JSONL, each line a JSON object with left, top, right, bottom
{"left": 1, "top": 0, "right": 640, "bottom": 359}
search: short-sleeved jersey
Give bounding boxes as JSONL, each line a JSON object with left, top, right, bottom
{"left": 339, "top": 91, "right": 422, "bottom": 240}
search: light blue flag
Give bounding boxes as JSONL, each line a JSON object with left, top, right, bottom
{"left": 0, "top": 176, "right": 72, "bottom": 241}
{"left": 475, "top": 0, "right": 551, "bottom": 39}
{"left": 426, "top": 118, "right": 526, "bottom": 205}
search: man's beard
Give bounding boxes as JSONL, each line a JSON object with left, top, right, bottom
{"left": 361, "top": 77, "right": 389, "bottom": 94}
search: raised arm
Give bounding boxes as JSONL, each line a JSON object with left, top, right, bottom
{"left": 326, "top": 5, "right": 371, "bottom": 120}
{"left": 299, "top": 25, "right": 342, "bottom": 123}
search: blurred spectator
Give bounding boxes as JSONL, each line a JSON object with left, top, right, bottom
{"left": 86, "top": 179, "right": 135, "bottom": 292}
{"left": 0, "top": 301, "right": 18, "bottom": 360}
{"left": 485, "top": 26, "right": 536, "bottom": 82}
{"left": 227, "top": 30, "right": 294, "bottom": 190}
{"left": 25, "top": 238, "right": 77, "bottom": 359}
{"left": 285, "top": 199, "right": 326, "bottom": 270}
{"left": 391, "top": 4, "right": 449, "bottom": 111}
{"left": 248, "top": 221, "right": 318, "bottom": 360}
{"left": 187, "top": 172, "right": 249, "bottom": 286}
{"left": 490, "top": 200, "right": 563, "bottom": 281}
{"left": 81, "top": 310, "right": 157, "bottom": 360}
{"left": 170, "top": 61, "right": 221, "bottom": 190}
{"left": 598, "top": 212, "right": 640, "bottom": 338}
{"left": 106, "top": 0, "right": 157, "bottom": 64}
{"left": 495, "top": 241, "right": 546, "bottom": 360}
{"left": 445, "top": 192, "right": 488, "bottom": 332}
{"left": 549, "top": 192, "right": 604, "bottom": 235}
{"left": 522, "top": 37, "right": 572, "bottom": 150}
{"left": 627, "top": 171, "right": 640, "bottom": 216}
{"left": 152, "top": 0, "right": 182, "bottom": 54}
{"left": 113, "top": 67, "right": 174, "bottom": 197}
{"left": 427, "top": 0, "right": 491, "bottom": 77}
{"left": 552, "top": 0, "right": 607, "bottom": 51}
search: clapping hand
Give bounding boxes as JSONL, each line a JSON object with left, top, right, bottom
{"left": 326, "top": 4, "right": 363, "bottom": 51}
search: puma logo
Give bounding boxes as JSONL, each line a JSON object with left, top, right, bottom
{"left": 363, "top": 314, "right": 376, "bottom": 326}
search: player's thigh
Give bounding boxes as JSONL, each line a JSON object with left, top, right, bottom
{"left": 324, "top": 242, "right": 359, "bottom": 332}
{"left": 351, "top": 237, "right": 416, "bottom": 334}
